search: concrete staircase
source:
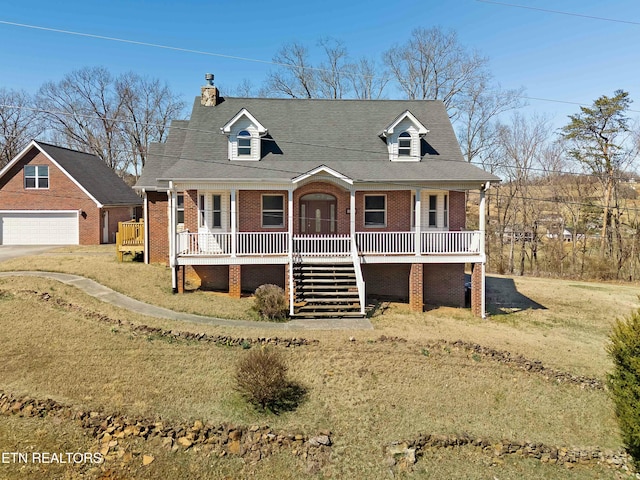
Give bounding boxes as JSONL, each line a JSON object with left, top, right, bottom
{"left": 292, "top": 262, "right": 363, "bottom": 318}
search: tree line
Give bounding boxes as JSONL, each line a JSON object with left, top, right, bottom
{"left": 0, "top": 67, "right": 186, "bottom": 181}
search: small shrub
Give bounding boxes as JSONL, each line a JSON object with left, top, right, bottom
{"left": 607, "top": 309, "right": 640, "bottom": 465}
{"left": 253, "top": 284, "right": 288, "bottom": 321}
{"left": 234, "top": 347, "right": 290, "bottom": 411}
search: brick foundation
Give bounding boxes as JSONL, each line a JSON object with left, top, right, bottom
{"left": 409, "top": 263, "right": 424, "bottom": 312}
{"left": 362, "top": 264, "right": 410, "bottom": 301}
{"left": 471, "top": 262, "right": 483, "bottom": 317}
{"left": 229, "top": 265, "right": 241, "bottom": 298}
{"left": 424, "top": 263, "right": 465, "bottom": 307}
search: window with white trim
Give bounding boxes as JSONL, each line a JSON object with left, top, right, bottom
{"left": 364, "top": 195, "right": 386, "bottom": 227}
{"left": 24, "top": 165, "right": 49, "bottom": 189}
{"left": 262, "top": 195, "right": 284, "bottom": 227}
{"left": 428, "top": 195, "right": 437, "bottom": 228}
{"left": 443, "top": 194, "right": 449, "bottom": 228}
{"left": 398, "top": 131, "right": 412, "bottom": 157}
{"left": 177, "top": 194, "right": 184, "bottom": 225}
{"left": 237, "top": 130, "right": 252, "bottom": 156}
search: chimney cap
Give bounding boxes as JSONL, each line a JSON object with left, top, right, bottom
{"left": 204, "top": 73, "right": 215, "bottom": 86}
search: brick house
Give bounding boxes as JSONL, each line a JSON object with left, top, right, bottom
{"left": 0, "top": 140, "right": 142, "bottom": 245}
{"left": 136, "top": 83, "right": 499, "bottom": 318}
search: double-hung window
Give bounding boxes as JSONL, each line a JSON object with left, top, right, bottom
{"left": 199, "top": 194, "right": 222, "bottom": 229}
{"left": 24, "top": 165, "right": 49, "bottom": 189}
{"left": 428, "top": 195, "right": 437, "bottom": 228}
{"left": 237, "top": 130, "right": 252, "bottom": 157}
{"left": 262, "top": 195, "right": 284, "bottom": 227}
{"left": 364, "top": 195, "right": 386, "bottom": 227}
{"left": 398, "top": 132, "right": 412, "bottom": 157}
{"left": 177, "top": 194, "right": 185, "bottom": 225}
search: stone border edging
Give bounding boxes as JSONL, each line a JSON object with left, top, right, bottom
{"left": 386, "top": 433, "right": 632, "bottom": 472}
{"left": 0, "top": 390, "right": 332, "bottom": 470}
{"left": 375, "top": 336, "right": 604, "bottom": 390}
{"left": 17, "top": 288, "right": 319, "bottom": 348}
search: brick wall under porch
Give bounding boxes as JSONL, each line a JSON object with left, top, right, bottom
{"left": 179, "top": 262, "right": 467, "bottom": 311}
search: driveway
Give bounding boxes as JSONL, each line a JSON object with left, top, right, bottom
{"left": 0, "top": 245, "right": 58, "bottom": 263}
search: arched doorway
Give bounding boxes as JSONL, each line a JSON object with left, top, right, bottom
{"left": 300, "top": 193, "right": 337, "bottom": 234}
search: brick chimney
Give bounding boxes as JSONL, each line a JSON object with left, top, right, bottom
{"left": 201, "top": 73, "right": 219, "bottom": 106}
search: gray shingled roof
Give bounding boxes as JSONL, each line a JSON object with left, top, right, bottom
{"left": 36, "top": 142, "right": 142, "bottom": 206}
{"left": 136, "top": 96, "right": 499, "bottom": 188}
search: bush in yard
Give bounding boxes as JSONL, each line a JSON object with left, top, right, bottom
{"left": 253, "top": 284, "right": 288, "bottom": 321}
{"left": 607, "top": 308, "right": 640, "bottom": 465}
{"left": 234, "top": 347, "right": 290, "bottom": 411}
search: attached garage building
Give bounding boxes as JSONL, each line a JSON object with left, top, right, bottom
{"left": 0, "top": 141, "right": 142, "bottom": 245}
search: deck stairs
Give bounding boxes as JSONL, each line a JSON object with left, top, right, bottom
{"left": 292, "top": 261, "right": 363, "bottom": 318}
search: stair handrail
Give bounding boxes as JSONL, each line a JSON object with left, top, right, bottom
{"left": 350, "top": 237, "right": 366, "bottom": 315}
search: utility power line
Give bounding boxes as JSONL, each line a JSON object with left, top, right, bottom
{"left": 476, "top": 0, "right": 640, "bottom": 25}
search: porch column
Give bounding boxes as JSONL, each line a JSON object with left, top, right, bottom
{"left": 479, "top": 185, "right": 487, "bottom": 255}
{"left": 349, "top": 188, "right": 356, "bottom": 238}
{"left": 168, "top": 186, "right": 177, "bottom": 292}
{"left": 414, "top": 188, "right": 421, "bottom": 255}
{"left": 230, "top": 188, "right": 237, "bottom": 257}
{"left": 143, "top": 190, "right": 149, "bottom": 264}
{"left": 288, "top": 188, "right": 294, "bottom": 316}
{"left": 475, "top": 183, "right": 489, "bottom": 318}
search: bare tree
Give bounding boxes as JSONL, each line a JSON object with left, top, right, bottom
{"left": 457, "top": 79, "right": 525, "bottom": 165}
{"left": 0, "top": 88, "right": 42, "bottom": 166}
{"left": 37, "top": 66, "right": 126, "bottom": 171}
{"left": 264, "top": 42, "right": 318, "bottom": 98}
{"left": 116, "top": 72, "right": 186, "bottom": 177}
{"left": 383, "top": 27, "right": 486, "bottom": 117}
{"left": 37, "top": 66, "right": 185, "bottom": 178}
{"left": 344, "top": 57, "right": 389, "bottom": 100}
{"left": 316, "top": 38, "right": 349, "bottom": 99}
{"left": 263, "top": 38, "right": 389, "bottom": 100}
{"left": 493, "top": 113, "right": 551, "bottom": 274}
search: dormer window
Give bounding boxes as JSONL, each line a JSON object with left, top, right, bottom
{"left": 237, "top": 130, "right": 252, "bottom": 156}
{"left": 222, "top": 108, "right": 267, "bottom": 161}
{"left": 380, "top": 110, "right": 429, "bottom": 162}
{"left": 398, "top": 132, "right": 412, "bottom": 157}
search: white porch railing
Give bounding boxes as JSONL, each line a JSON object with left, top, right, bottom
{"left": 355, "top": 232, "right": 415, "bottom": 255}
{"left": 177, "top": 231, "right": 482, "bottom": 257}
{"left": 177, "top": 231, "right": 288, "bottom": 256}
{"left": 293, "top": 234, "right": 351, "bottom": 256}
{"left": 237, "top": 232, "right": 288, "bottom": 255}
{"left": 420, "top": 230, "right": 481, "bottom": 254}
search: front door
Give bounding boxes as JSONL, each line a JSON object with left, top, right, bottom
{"left": 300, "top": 193, "right": 336, "bottom": 234}
{"left": 102, "top": 210, "right": 109, "bottom": 243}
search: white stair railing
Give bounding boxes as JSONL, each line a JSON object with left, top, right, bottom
{"left": 350, "top": 238, "right": 366, "bottom": 315}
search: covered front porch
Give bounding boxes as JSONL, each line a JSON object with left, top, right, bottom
{"left": 165, "top": 173, "right": 489, "bottom": 317}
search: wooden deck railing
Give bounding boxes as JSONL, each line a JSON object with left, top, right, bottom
{"left": 116, "top": 220, "right": 144, "bottom": 261}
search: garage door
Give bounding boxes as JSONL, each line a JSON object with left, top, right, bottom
{"left": 0, "top": 211, "right": 79, "bottom": 245}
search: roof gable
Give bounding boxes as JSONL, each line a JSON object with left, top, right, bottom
{"left": 379, "top": 110, "right": 429, "bottom": 137}
{"left": 0, "top": 141, "right": 141, "bottom": 207}
{"left": 221, "top": 108, "right": 267, "bottom": 134}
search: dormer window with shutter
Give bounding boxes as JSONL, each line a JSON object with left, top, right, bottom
{"left": 379, "top": 110, "right": 428, "bottom": 162}
{"left": 221, "top": 108, "right": 267, "bottom": 161}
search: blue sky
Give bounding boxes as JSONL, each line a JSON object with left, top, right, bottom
{"left": 0, "top": 0, "right": 639, "bottom": 129}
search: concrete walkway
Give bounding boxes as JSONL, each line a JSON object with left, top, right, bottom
{"left": 0, "top": 271, "right": 374, "bottom": 331}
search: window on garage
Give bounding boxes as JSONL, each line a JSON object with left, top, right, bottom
{"left": 24, "top": 165, "right": 49, "bottom": 189}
